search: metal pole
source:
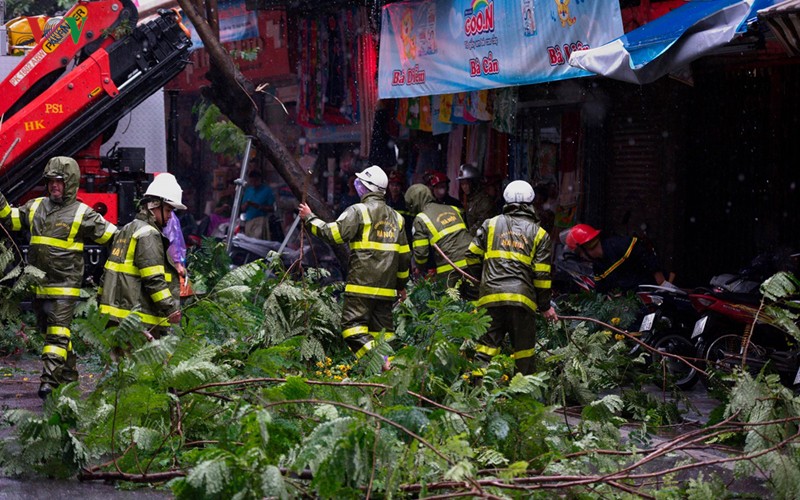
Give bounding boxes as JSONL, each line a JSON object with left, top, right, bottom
{"left": 226, "top": 137, "right": 253, "bottom": 254}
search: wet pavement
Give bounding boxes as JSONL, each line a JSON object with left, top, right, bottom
{"left": 0, "top": 356, "right": 171, "bottom": 499}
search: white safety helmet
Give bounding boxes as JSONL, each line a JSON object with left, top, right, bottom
{"left": 144, "top": 173, "right": 187, "bottom": 210}
{"left": 503, "top": 180, "right": 535, "bottom": 204}
{"left": 355, "top": 165, "right": 388, "bottom": 192}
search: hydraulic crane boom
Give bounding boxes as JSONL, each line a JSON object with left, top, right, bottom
{"left": 0, "top": 5, "right": 192, "bottom": 206}
{"left": 0, "top": 0, "right": 139, "bottom": 120}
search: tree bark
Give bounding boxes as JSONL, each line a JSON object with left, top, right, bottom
{"left": 175, "top": 0, "right": 348, "bottom": 268}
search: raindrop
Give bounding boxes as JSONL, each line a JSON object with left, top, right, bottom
{"left": 628, "top": 138, "right": 636, "bottom": 146}
{"left": 737, "top": 173, "right": 746, "bottom": 182}
{"left": 790, "top": 182, "right": 796, "bottom": 191}
{"left": 661, "top": 130, "right": 669, "bottom": 138}
{"left": 298, "top": 137, "right": 307, "bottom": 146}
{"left": 689, "top": 216, "right": 696, "bottom": 223}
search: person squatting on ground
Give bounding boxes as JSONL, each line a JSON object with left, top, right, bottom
{"left": 298, "top": 165, "right": 411, "bottom": 360}
{"left": 565, "top": 223, "right": 666, "bottom": 294}
{"left": 0, "top": 156, "right": 118, "bottom": 399}
{"left": 467, "top": 180, "right": 558, "bottom": 375}
{"left": 458, "top": 163, "right": 498, "bottom": 236}
{"left": 404, "top": 183, "right": 479, "bottom": 301}
{"left": 99, "top": 173, "right": 184, "bottom": 344}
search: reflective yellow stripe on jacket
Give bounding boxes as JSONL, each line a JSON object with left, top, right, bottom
{"left": 29, "top": 201, "right": 88, "bottom": 252}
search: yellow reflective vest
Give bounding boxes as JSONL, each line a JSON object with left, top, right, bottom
{"left": 99, "top": 211, "right": 179, "bottom": 328}
{"left": 467, "top": 203, "right": 553, "bottom": 312}
{"left": 0, "top": 159, "right": 117, "bottom": 299}
{"left": 304, "top": 191, "right": 411, "bottom": 300}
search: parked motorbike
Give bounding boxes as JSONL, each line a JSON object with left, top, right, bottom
{"left": 690, "top": 252, "right": 800, "bottom": 388}
{"left": 690, "top": 287, "right": 800, "bottom": 388}
{"left": 554, "top": 245, "right": 701, "bottom": 388}
{"left": 636, "top": 283, "right": 701, "bottom": 389}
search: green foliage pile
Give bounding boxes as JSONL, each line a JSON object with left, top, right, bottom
{"left": 2, "top": 249, "right": 799, "bottom": 497}
{"left": 0, "top": 241, "right": 43, "bottom": 356}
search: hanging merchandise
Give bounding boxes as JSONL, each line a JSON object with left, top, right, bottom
{"left": 298, "top": 8, "right": 361, "bottom": 127}
{"left": 492, "top": 87, "right": 518, "bottom": 135}
{"left": 438, "top": 93, "right": 453, "bottom": 123}
{"left": 431, "top": 95, "right": 453, "bottom": 135}
{"left": 419, "top": 96, "right": 433, "bottom": 132}
{"left": 468, "top": 90, "right": 492, "bottom": 122}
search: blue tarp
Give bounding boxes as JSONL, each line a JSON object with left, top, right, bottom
{"left": 569, "top": 0, "right": 777, "bottom": 84}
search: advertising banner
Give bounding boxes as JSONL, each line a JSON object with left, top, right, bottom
{"left": 182, "top": 0, "right": 259, "bottom": 50}
{"left": 378, "top": 0, "right": 624, "bottom": 98}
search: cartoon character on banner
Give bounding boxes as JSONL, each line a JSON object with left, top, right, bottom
{"left": 400, "top": 9, "right": 417, "bottom": 61}
{"left": 555, "top": 0, "right": 576, "bottom": 27}
{"left": 523, "top": 0, "right": 537, "bottom": 36}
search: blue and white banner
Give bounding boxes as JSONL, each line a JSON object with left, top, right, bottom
{"left": 378, "top": 0, "right": 624, "bottom": 98}
{"left": 182, "top": 0, "right": 259, "bottom": 51}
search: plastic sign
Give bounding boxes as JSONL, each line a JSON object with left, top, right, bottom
{"left": 378, "top": 0, "right": 623, "bottom": 98}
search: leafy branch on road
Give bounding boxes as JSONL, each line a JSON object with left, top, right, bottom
{"left": 2, "top": 253, "right": 800, "bottom": 497}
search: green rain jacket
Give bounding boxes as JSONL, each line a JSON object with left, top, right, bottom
{"left": 303, "top": 191, "right": 411, "bottom": 300}
{"left": 464, "top": 189, "right": 497, "bottom": 236}
{"left": 0, "top": 157, "right": 117, "bottom": 299}
{"left": 99, "top": 208, "right": 180, "bottom": 329}
{"left": 467, "top": 203, "right": 553, "bottom": 312}
{"left": 404, "top": 184, "right": 472, "bottom": 276}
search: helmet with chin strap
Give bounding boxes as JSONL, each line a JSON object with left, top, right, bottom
{"left": 144, "top": 173, "right": 187, "bottom": 210}
{"left": 503, "top": 180, "right": 535, "bottom": 204}
{"left": 355, "top": 165, "right": 388, "bottom": 192}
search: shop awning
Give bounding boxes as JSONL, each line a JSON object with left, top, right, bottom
{"left": 568, "top": 0, "right": 777, "bottom": 85}
{"left": 758, "top": 0, "right": 800, "bottom": 56}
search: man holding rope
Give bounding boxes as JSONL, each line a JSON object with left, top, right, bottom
{"left": 467, "top": 180, "right": 558, "bottom": 375}
{"left": 99, "top": 173, "right": 184, "bottom": 344}
{"left": 404, "top": 183, "right": 479, "bottom": 301}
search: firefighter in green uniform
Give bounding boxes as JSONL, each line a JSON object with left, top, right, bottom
{"left": 404, "top": 183, "right": 479, "bottom": 301}
{"left": 99, "top": 173, "right": 184, "bottom": 341}
{"left": 0, "top": 156, "right": 118, "bottom": 398}
{"left": 467, "top": 180, "right": 558, "bottom": 375}
{"left": 457, "top": 164, "right": 497, "bottom": 236}
{"left": 298, "top": 165, "right": 411, "bottom": 360}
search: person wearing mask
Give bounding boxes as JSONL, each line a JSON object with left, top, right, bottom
{"left": 0, "top": 156, "right": 118, "bottom": 398}
{"left": 404, "top": 183, "right": 478, "bottom": 301}
{"left": 241, "top": 169, "right": 275, "bottom": 240}
{"left": 467, "top": 180, "right": 558, "bottom": 375}
{"left": 564, "top": 223, "right": 666, "bottom": 294}
{"left": 298, "top": 165, "right": 411, "bottom": 360}
{"left": 458, "top": 164, "right": 497, "bottom": 236}
{"left": 99, "top": 173, "right": 184, "bottom": 342}
{"left": 424, "top": 170, "right": 463, "bottom": 209}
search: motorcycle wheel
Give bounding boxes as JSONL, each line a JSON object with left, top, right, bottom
{"left": 702, "top": 334, "right": 766, "bottom": 386}
{"left": 651, "top": 334, "right": 699, "bottom": 390}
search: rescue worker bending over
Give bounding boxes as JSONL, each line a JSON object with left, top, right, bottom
{"left": 404, "top": 183, "right": 478, "bottom": 301}
{"left": 565, "top": 223, "right": 666, "bottom": 294}
{"left": 99, "top": 173, "right": 184, "bottom": 341}
{"left": 298, "top": 165, "right": 411, "bottom": 360}
{"left": 0, "top": 156, "right": 117, "bottom": 399}
{"left": 457, "top": 163, "right": 497, "bottom": 236}
{"left": 467, "top": 180, "right": 558, "bottom": 375}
